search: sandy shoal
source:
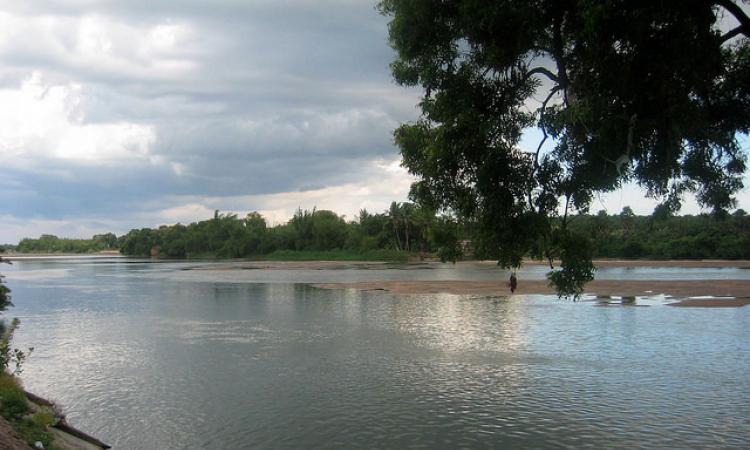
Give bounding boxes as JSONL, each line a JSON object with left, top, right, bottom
{"left": 312, "top": 279, "right": 750, "bottom": 307}
{"left": 522, "top": 259, "right": 750, "bottom": 268}
{"left": 186, "top": 259, "right": 750, "bottom": 271}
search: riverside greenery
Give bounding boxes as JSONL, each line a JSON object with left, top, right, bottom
{"left": 119, "top": 206, "right": 452, "bottom": 259}
{"left": 15, "top": 233, "right": 117, "bottom": 254}
{"left": 0, "top": 259, "right": 49, "bottom": 448}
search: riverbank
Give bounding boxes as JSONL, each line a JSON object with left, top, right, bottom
{"left": 0, "top": 373, "right": 110, "bottom": 450}
{"left": 0, "top": 415, "right": 29, "bottom": 450}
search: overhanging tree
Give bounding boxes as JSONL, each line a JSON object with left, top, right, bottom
{"left": 0, "top": 257, "right": 11, "bottom": 313}
{"left": 0, "top": 256, "right": 31, "bottom": 374}
{"left": 379, "top": 0, "right": 750, "bottom": 297}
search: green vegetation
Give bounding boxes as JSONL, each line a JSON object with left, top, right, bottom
{"left": 15, "top": 233, "right": 118, "bottom": 254}
{"left": 0, "top": 319, "right": 31, "bottom": 376}
{"left": 120, "top": 205, "right": 452, "bottom": 259}
{"left": 569, "top": 208, "right": 750, "bottom": 260}
{"left": 8, "top": 202, "right": 744, "bottom": 265}
{"left": 0, "top": 374, "right": 28, "bottom": 418}
{"left": 117, "top": 205, "right": 750, "bottom": 262}
{"left": 0, "top": 257, "right": 30, "bottom": 378}
{"left": 0, "top": 261, "right": 10, "bottom": 313}
{"left": 13, "top": 205, "right": 750, "bottom": 264}
{"left": 379, "top": 0, "right": 750, "bottom": 296}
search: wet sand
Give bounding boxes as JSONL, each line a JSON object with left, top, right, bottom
{"left": 182, "top": 259, "right": 750, "bottom": 307}
{"left": 312, "top": 279, "right": 750, "bottom": 307}
{"left": 524, "top": 259, "right": 750, "bottom": 269}
{"left": 186, "top": 259, "right": 750, "bottom": 271}
{"left": 666, "top": 297, "right": 750, "bottom": 307}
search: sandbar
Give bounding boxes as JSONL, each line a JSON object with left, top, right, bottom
{"left": 312, "top": 279, "right": 750, "bottom": 307}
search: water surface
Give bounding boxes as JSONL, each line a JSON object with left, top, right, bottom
{"left": 4, "top": 258, "right": 749, "bottom": 449}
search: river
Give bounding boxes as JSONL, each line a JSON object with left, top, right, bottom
{"left": 4, "top": 257, "right": 749, "bottom": 449}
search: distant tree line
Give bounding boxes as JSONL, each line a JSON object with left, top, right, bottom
{"left": 15, "top": 233, "right": 118, "bottom": 254}
{"left": 566, "top": 208, "right": 750, "bottom": 260}
{"left": 12, "top": 206, "right": 750, "bottom": 260}
{"left": 118, "top": 205, "right": 460, "bottom": 259}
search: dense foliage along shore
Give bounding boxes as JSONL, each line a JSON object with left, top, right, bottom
{"left": 10, "top": 233, "right": 118, "bottom": 255}
{"left": 5, "top": 205, "right": 750, "bottom": 260}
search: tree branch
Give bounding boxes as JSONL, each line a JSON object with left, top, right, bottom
{"left": 525, "top": 66, "right": 560, "bottom": 83}
{"left": 526, "top": 86, "right": 562, "bottom": 211}
{"left": 715, "top": 0, "right": 750, "bottom": 39}
{"left": 721, "top": 25, "right": 745, "bottom": 42}
{"left": 533, "top": 87, "right": 562, "bottom": 172}
{"left": 551, "top": 12, "right": 572, "bottom": 107}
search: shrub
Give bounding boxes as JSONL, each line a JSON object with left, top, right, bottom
{"left": 0, "top": 374, "right": 30, "bottom": 419}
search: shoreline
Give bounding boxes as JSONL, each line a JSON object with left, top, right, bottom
{"left": 2, "top": 251, "right": 121, "bottom": 260}
{"left": 312, "top": 279, "right": 750, "bottom": 307}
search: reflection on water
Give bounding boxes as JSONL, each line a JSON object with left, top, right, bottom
{"left": 4, "top": 259, "right": 750, "bottom": 449}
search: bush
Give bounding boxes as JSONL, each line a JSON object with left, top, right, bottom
{"left": 0, "top": 374, "right": 29, "bottom": 419}
{"left": 15, "top": 417, "right": 55, "bottom": 449}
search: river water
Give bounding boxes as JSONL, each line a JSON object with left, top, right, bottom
{"left": 4, "top": 257, "right": 749, "bottom": 449}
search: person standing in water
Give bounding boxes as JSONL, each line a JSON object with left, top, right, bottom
{"left": 509, "top": 272, "right": 517, "bottom": 293}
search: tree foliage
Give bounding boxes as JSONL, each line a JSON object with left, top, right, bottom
{"left": 119, "top": 206, "right": 459, "bottom": 259}
{"left": 570, "top": 207, "right": 750, "bottom": 259}
{"left": 379, "top": 0, "right": 750, "bottom": 297}
{"left": 0, "top": 258, "right": 30, "bottom": 375}
{"left": 16, "top": 233, "right": 118, "bottom": 254}
{"left": 0, "top": 257, "right": 10, "bottom": 313}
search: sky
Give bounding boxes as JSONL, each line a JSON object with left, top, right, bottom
{"left": 0, "top": 1, "right": 748, "bottom": 244}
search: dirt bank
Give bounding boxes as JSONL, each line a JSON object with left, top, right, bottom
{"left": 0, "top": 415, "right": 32, "bottom": 450}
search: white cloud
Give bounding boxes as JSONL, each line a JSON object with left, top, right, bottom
{"left": 157, "top": 203, "right": 215, "bottom": 224}
{"left": 0, "top": 72, "right": 156, "bottom": 167}
{"left": 0, "top": 12, "right": 197, "bottom": 81}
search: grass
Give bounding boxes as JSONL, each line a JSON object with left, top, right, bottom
{"left": 0, "top": 373, "right": 60, "bottom": 449}
{"left": 0, "top": 374, "right": 28, "bottom": 419}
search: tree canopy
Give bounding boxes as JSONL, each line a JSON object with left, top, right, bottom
{"left": 118, "top": 206, "right": 448, "bottom": 259}
{"left": 379, "top": 0, "right": 750, "bottom": 296}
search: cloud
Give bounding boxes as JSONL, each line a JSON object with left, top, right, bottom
{"left": 0, "top": 72, "right": 157, "bottom": 168}
{"left": 139, "top": 157, "right": 416, "bottom": 227}
{"left": 0, "top": 156, "right": 416, "bottom": 243}
{"left": 0, "top": 1, "right": 426, "bottom": 242}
